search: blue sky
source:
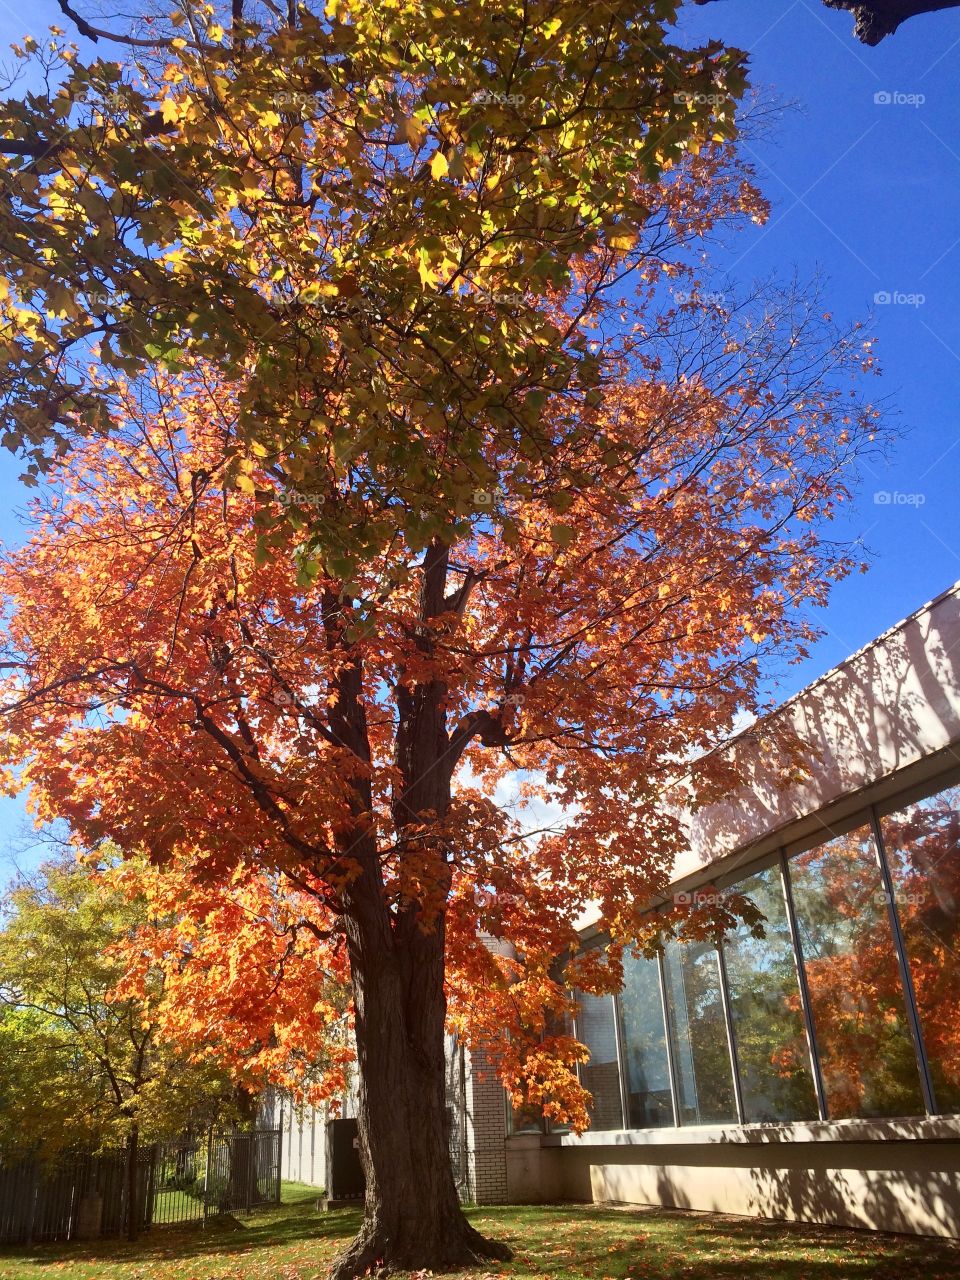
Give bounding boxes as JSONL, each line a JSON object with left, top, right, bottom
{"left": 0, "top": 0, "right": 958, "bottom": 877}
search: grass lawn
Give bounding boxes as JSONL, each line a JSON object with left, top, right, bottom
{"left": 1, "top": 1185, "right": 958, "bottom": 1280}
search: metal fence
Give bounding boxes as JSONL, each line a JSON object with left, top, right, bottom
{"left": 0, "top": 1129, "right": 281, "bottom": 1246}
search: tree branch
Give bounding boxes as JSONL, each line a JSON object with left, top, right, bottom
{"left": 695, "top": 0, "right": 960, "bottom": 43}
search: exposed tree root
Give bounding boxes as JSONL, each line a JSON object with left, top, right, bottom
{"left": 328, "top": 1215, "right": 513, "bottom": 1280}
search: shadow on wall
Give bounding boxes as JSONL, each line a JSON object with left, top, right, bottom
{"left": 588, "top": 1139, "right": 960, "bottom": 1239}
{"left": 687, "top": 588, "right": 960, "bottom": 868}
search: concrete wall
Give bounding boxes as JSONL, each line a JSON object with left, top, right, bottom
{"left": 505, "top": 1134, "right": 568, "bottom": 1204}
{"left": 551, "top": 1119, "right": 960, "bottom": 1237}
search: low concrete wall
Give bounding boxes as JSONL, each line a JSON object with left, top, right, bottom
{"left": 505, "top": 1135, "right": 567, "bottom": 1203}
{"left": 547, "top": 1122, "right": 960, "bottom": 1238}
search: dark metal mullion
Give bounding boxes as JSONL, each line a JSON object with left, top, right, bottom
{"left": 611, "top": 992, "right": 632, "bottom": 1130}
{"left": 657, "top": 944, "right": 682, "bottom": 1128}
{"left": 779, "top": 848, "right": 828, "bottom": 1121}
{"left": 715, "top": 941, "right": 746, "bottom": 1125}
{"left": 869, "top": 805, "right": 938, "bottom": 1115}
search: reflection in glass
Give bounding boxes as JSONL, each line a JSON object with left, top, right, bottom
{"left": 507, "top": 1100, "right": 545, "bottom": 1134}
{"left": 576, "top": 992, "right": 624, "bottom": 1130}
{"left": 662, "top": 938, "right": 737, "bottom": 1124}
{"left": 880, "top": 785, "right": 960, "bottom": 1113}
{"left": 723, "top": 864, "right": 819, "bottom": 1122}
{"left": 619, "top": 950, "right": 674, "bottom": 1128}
{"left": 788, "top": 824, "right": 924, "bottom": 1119}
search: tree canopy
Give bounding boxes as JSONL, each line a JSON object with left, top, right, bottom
{"left": 0, "top": 856, "right": 224, "bottom": 1159}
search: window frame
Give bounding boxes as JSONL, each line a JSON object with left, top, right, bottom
{"left": 520, "top": 769, "right": 960, "bottom": 1135}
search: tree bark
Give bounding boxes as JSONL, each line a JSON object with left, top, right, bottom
{"left": 329, "top": 911, "right": 511, "bottom": 1280}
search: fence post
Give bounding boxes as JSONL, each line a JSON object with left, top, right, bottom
{"left": 202, "top": 1125, "right": 213, "bottom": 1229}
{"left": 26, "top": 1163, "right": 39, "bottom": 1246}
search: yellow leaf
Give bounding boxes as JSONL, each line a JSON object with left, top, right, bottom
{"left": 404, "top": 117, "right": 426, "bottom": 149}
{"left": 430, "top": 150, "right": 449, "bottom": 180}
{"left": 161, "top": 98, "right": 180, "bottom": 124}
{"left": 207, "top": 23, "right": 225, "bottom": 42}
{"left": 417, "top": 251, "right": 438, "bottom": 289}
{"left": 236, "top": 474, "right": 256, "bottom": 495}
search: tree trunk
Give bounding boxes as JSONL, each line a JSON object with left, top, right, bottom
{"left": 323, "top": 549, "right": 511, "bottom": 1277}
{"left": 329, "top": 911, "right": 511, "bottom": 1280}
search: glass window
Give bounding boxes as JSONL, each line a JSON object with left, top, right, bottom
{"left": 507, "top": 1100, "right": 545, "bottom": 1135}
{"left": 723, "top": 864, "right": 819, "bottom": 1122}
{"left": 618, "top": 950, "right": 674, "bottom": 1128}
{"left": 576, "top": 992, "right": 624, "bottom": 1130}
{"left": 662, "top": 938, "right": 737, "bottom": 1124}
{"left": 788, "top": 823, "right": 925, "bottom": 1119}
{"left": 879, "top": 783, "right": 960, "bottom": 1114}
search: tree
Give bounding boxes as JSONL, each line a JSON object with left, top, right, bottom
{"left": 0, "top": 271, "right": 879, "bottom": 1271}
{"left": 0, "top": 1, "right": 884, "bottom": 1271}
{"left": 0, "top": 852, "right": 348, "bottom": 1229}
{"left": 695, "top": 0, "right": 960, "bottom": 45}
{"left": 111, "top": 856, "right": 353, "bottom": 1110}
{"left": 0, "top": 856, "right": 228, "bottom": 1235}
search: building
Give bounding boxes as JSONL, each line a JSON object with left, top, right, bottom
{"left": 471, "top": 580, "right": 960, "bottom": 1238}
{"left": 267, "top": 583, "right": 960, "bottom": 1235}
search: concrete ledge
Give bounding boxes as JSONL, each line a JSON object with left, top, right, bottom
{"left": 556, "top": 1115, "right": 960, "bottom": 1148}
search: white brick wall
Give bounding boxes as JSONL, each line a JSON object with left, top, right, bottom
{"left": 464, "top": 1042, "right": 509, "bottom": 1204}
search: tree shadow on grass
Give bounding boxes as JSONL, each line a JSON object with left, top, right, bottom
{"left": 3, "top": 1203, "right": 363, "bottom": 1269}
{"left": 468, "top": 1205, "right": 960, "bottom": 1280}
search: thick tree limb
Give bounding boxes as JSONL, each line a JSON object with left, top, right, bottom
{"left": 695, "top": 0, "right": 960, "bottom": 43}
